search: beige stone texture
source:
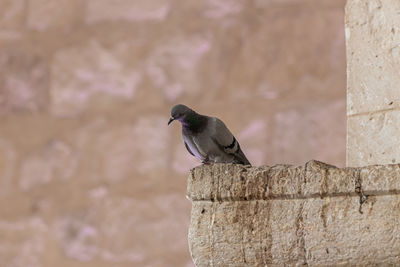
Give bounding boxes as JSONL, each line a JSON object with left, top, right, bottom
{"left": 0, "top": 0, "right": 25, "bottom": 31}
{"left": 0, "top": 0, "right": 346, "bottom": 266}
{"left": 188, "top": 161, "right": 400, "bottom": 266}
{"left": 27, "top": 0, "right": 83, "bottom": 32}
{"left": 347, "top": 111, "right": 400, "bottom": 167}
{"left": 50, "top": 40, "right": 141, "bottom": 117}
{"left": 346, "top": 0, "right": 400, "bottom": 166}
{"left": 86, "top": 0, "right": 170, "bottom": 24}
{"left": 0, "top": 48, "right": 49, "bottom": 114}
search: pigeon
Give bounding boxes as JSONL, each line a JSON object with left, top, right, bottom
{"left": 168, "top": 104, "right": 251, "bottom": 165}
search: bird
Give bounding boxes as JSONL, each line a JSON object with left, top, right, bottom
{"left": 168, "top": 104, "right": 251, "bottom": 165}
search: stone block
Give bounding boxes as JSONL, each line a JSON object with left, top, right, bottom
{"left": 0, "top": 0, "right": 24, "bottom": 31}
{"left": 0, "top": 139, "right": 16, "bottom": 195}
{"left": 271, "top": 100, "right": 346, "bottom": 167}
{"left": 0, "top": 218, "right": 47, "bottom": 267}
{"left": 346, "top": 0, "right": 400, "bottom": 115}
{"left": 188, "top": 163, "right": 306, "bottom": 201}
{"left": 187, "top": 162, "right": 400, "bottom": 266}
{"left": 219, "top": 4, "right": 345, "bottom": 104}
{"left": 55, "top": 214, "right": 98, "bottom": 262}
{"left": 303, "top": 195, "right": 400, "bottom": 265}
{"left": 347, "top": 111, "right": 400, "bottom": 167}
{"left": 189, "top": 199, "right": 306, "bottom": 266}
{"left": 346, "top": 0, "right": 400, "bottom": 167}
{"left": 97, "top": 195, "right": 191, "bottom": 265}
{"left": 0, "top": 48, "right": 49, "bottom": 114}
{"left": 302, "top": 160, "right": 357, "bottom": 196}
{"left": 86, "top": 0, "right": 170, "bottom": 24}
{"left": 69, "top": 116, "right": 170, "bottom": 186}
{"left": 27, "top": 0, "right": 82, "bottom": 31}
{"left": 91, "top": 116, "right": 169, "bottom": 180}
{"left": 146, "top": 36, "right": 211, "bottom": 102}
{"left": 360, "top": 164, "right": 400, "bottom": 192}
{"left": 19, "top": 140, "right": 77, "bottom": 191}
{"left": 50, "top": 40, "right": 141, "bottom": 116}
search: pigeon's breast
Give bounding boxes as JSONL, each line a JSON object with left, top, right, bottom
{"left": 182, "top": 131, "right": 206, "bottom": 160}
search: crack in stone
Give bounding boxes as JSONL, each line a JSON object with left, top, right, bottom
{"left": 295, "top": 201, "right": 308, "bottom": 266}
{"left": 208, "top": 202, "right": 216, "bottom": 266}
{"left": 191, "top": 189, "right": 400, "bottom": 202}
{"left": 347, "top": 107, "right": 398, "bottom": 118}
{"left": 355, "top": 169, "right": 369, "bottom": 214}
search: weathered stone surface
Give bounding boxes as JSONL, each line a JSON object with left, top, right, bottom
{"left": 346, "top": 0, "right": 400, "bottom": 166}
{"left": 86, "top": 0, "right": 170, "bottom": 24}
{"left": 236, "top": 119, "right": 269, "bottom": 167}
{"left": 190, "top": 199, "right": 306, "bottom": 266}
{"left": 347, "top": 111, "right": 400, "bottom": 167}
{"left": 360, "top": 164, "right": 400, "bottom": 193}
{"left": 0, "top": 218, "right": 47, "bottom": 267}
{"left": 0, "top": 0, "right": 24, "bottom": 31}
{"left": 0, "top": 139, "right": 16, "bottom": 195}
{"left": 146, "top": 35, "right": 211, "bottom": 102}
{"left": 19, "top": 140, "right": 77, "bottom": 191}
{"left": 187, "top": 162, "right": 400, "bottom": 266}
{"left": 0, "top": 48, "right": 49, "bottom": 114}
{"left": 218, "top": 5, "right": 345, "bottom": 104}
{"left": 346, "top": 0, "right": 400, "bottom": 116}
{"left": 97, "top": 195, "right": 191, "bottom": 265}
{"left": 50, "top": 40, "right": 141, "bottom": 116}
{"left": 303, "top": 160, "right": 358, "bottom": 196}
{"left": 27, "top": 0, "right": 82, "bottom": 31}
{"left": 188, "top": 161, "right": 361, "bottom": 201}
{"left": 74, "top": 116, "right": 169, "bottom": 183}
{"left": 303, "top": 195, "right": 400, "bottom": 265}
{"left": 271, "top": 100, "right": 346, "bottom": 166}
{"left": 55, "top": 214, "right": 98, "bottom": 262}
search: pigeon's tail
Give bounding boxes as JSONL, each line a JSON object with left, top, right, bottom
{"left": 234, "top": 146, "right": 251, "bottom": 166}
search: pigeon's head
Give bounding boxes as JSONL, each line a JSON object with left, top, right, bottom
{"left": 168, "top": 104, "right": 194, "bottom": 125}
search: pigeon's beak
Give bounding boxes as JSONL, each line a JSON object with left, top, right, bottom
{"left": 168, "top": 117, "right": 175, "bottom": 125}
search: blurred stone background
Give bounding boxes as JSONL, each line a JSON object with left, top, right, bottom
{"left": 0, "top": 0, "right": 346, "bottom": 266}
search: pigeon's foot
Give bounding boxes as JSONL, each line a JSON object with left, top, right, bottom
{"left": 202, "top": 157, "right": 213, "bottom": 165}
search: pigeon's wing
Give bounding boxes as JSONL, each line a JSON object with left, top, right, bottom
{"left": 210, "top": 118, "right": 251, "bottom": 165}
{"left": 184, "top": 140, "right": 195, "bottom": 157}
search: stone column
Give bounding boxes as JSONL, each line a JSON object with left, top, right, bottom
{"left": 346, "top": 0, "right": 400, "bottom": 167}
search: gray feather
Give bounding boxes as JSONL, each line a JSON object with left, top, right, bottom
{"left": 169, "top": 104, "right": 251, "bottom": 165}
{"left": 211, "top": 118, "right": 251, "bottom": 165}
{"left": 184, "top": 141, "right": 195, "bottom": 157}
{"left": 183, "top": 116, "right": 250, "bottom": 165}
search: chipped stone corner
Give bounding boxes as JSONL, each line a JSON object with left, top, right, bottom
{"left": 187, "top": 161, "right": 400, "bottom": 266}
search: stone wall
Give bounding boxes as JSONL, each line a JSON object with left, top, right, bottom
{"left": 0, "top": 0, "right": 346, "bottom": 266}
{"left": 188, "top": 162, "right": 400, "bottom": 266}
{"left": 346, "top": 0, "right": 400, "bottom": 167}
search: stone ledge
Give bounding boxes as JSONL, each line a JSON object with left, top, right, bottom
{"left": 187, "top": 161, "right": 400, "bottom": 266}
